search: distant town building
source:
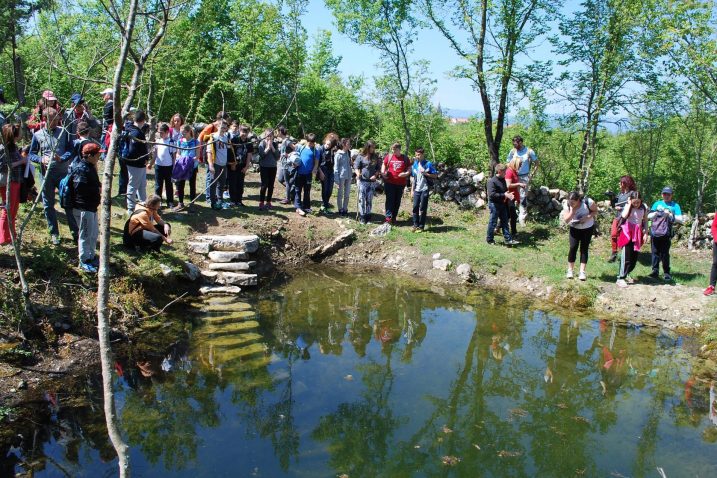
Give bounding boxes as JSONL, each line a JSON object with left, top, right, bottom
{"left": 449, "top": 117, "right": 470, "bottom": 125}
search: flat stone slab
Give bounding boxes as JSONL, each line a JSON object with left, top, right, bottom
{"left": 219, "top": 272, "right": 258, "bottom": 287}
{"left": 309, "top": 229, "right": 356, "bottom": 260}
{"left": 208, "top": 251, "right": 248, "bottom": 262}
{"left": 199, "top": 285, "right": 241, "bottom": 295}
{"left": 187, "top": 241, "right": 211, "bottom": 254}
{"left": 208, "top": 261, "right": 255, "bottom": 272}
{"left": 183, "top": 261, "right": 201, "bottom": 281}
{"left": 433, "top": 259, "right": 453, "bottom": 271}
{"left": 200, "top": 270, "right": 219, "bottom": 283}
{"left": 194, "top": 235, "right": 260, "bottom": 253}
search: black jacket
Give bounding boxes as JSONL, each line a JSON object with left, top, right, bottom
{"left": 487, "top": 175, "right": 509, "bottom": 204}
{"left": 70, "top": 159, "right": 101, "bottom": 212}
{"left": 122, "top": 123, "right": 149, "bottom": 167}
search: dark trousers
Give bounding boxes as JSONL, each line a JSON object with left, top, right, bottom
{"left": 618, "top": 242, "right": 639, "bottom": 279}
{"left": 412, "top": 189, "right": 429, "bottom": 228}
{"left": 154, "top": 165, "right": 174, "bottom": 206}
{"left": 384, "top": 183, "right": 405, "bottom": 221}
{"left": 131, "top": 226, "right": 167, "bottom": 252}
{"left": 487, "top": 202, "right": 512, "bottom": 243}
{"left": 568, "top": 226, "right": 594, "bottom": 264}
{"left": 208, "top": 165, "right": 226, "bottom": 206}
{"left": 260, "top": 166, "right": 277, "bottom": 203}
{"left": 651, "top": 235, "right": 671, "bottom": 274}
{"left": 294, "top": 173, "right": 312, "bottom": 210}
{"left": 118, "top": 158, "right": 128, "bottom": 195}
{"left": 711, "top": 242, "right": 717, "bottom": 287}
{"left": 176, "top": 168, "right": 197, "bottom": 204}
{"left": 507, "top": 202, "right": 518, "bottom": 236}
{"left": 227, "top": 167, "right": 245, "bottom": 203}
{"left": 320, "top": 166, "right": 334, "bottom": 208}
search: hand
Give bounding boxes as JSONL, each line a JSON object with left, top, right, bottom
{"left": 164, "top": 224, "right": 171, "bottom": 236}
{"left": 505, "top": 192, "right": 514, "bottom": 201}
{"left": 165, "top": 237, "right": 173, "bottom": 245}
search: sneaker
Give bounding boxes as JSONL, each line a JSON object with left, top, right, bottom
{"left": 223, "top": 191, "right": 231, "bottom": 200}
{"left": 211, "top": 203, "right": 222, "bottom": 211}
{"left": 607, "top": 252, "right": 617, "bottom": 263}
{"left": 704, "top": 285, "right": 715, "bottom": 296}
{"left": 664, "top": 273, "right": 672, "bottom": 281}
{"left": 168, "top": 203, "right": 175, "bottom": 210}
{"left": 579, "top": 271, "right": 587, "bottom": 281}
{"left": 172, "top": 203, "right": 184, "bottom": 212}
{"left": 486, "top": 241, "right": 496, "bottom": 245}
{"left": 648, "top": 270, "right": 660, "bottom": 279}
{"left": 566, "top": 269, "right": 574, "bottom": 279}
{"left": 221, "top": 202, "right": 232, "bottom": 210}
{"left": 279, "top": 199, "right": 290, "bottom": 205}
{"left": 505, "top": 240, "right": 521, "bottom": 246}
{"left": 626, "top": 276, "right": 635, "bottom": 284}
{"left": 51, "top": 234, "right": 60, "bottom": 246}
{"left": 80, "top": 262, "right": 97, "bottom": 274}
{"left": 258, "top": 201, "right": 265, "bottom": 210}
{"left": 296, "top": 208, "right": 306, "bottom": 217}
{"left": 358, "top": 218, "right": 367, "bottom": 225}
{"left": 385, "top": 217, "right": 392, "bottom": 223}
{"left": 266, "top": 201, "right": 273, "bottom": 210}
{"left": 412, "top": 226, "right": 419, "bottom": 232}
{"left": 616, "top": 279, "right": 628, "bottom": 288}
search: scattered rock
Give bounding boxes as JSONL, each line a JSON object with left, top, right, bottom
{"left": 199, "top": 285, "right": 241, "bottom": 295}
{"left": 309, "top": 229, "right": 356, "bottom": 260}
{"left": 370, "top": 223, "right": 392, "bottom": 237}
{"left": 432, "top": 253, "right": 442, "bottom": 260}
{"left": 183, "top": 261, "right": 201, "bottom": 282}
{"left": 208, "top": 262, "right": 253, "bottom": 272}
{"left": 208, "top": 251, "right": 248, "bottom": 262}
{"left": 194, "top": 234, "right": 260, "bottom": 253}
{"left": 219, "top": 272, "right": 258, "bottom": 287}
{"left": 456, "top": 263, "right": 473, "bottom": 280}
{"left": 159, "top": 264, "right": 173, "bottom": 277}
{"left": 433, "top": 259, "right": 452, "bottom": 271}
{"left": 200, "top": 270, "right": 219, "bottom": 283}
{"left": 187, "top": 241, "right": 211, "bottom": 254}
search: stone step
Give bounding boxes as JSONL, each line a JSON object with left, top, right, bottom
{"left": 201, "top": 310, "right": 257, "bottom": 323}
{"left": 208, "top": 261, "right": 256, "bottom": 272}
{"left": 218, "top": 272, "right": 258, "bottom": 287}
{"left": 194, "top": 320, "right": 260, "bottom": 336}
{"left": 198, "top": 301, "right": 253, "bottom": 312}
{"left": 208, "top": 251, "right": 248, "bottom": 263}
{"left": 195, "top": 332, "right": 263, "bottom": 348}
{"left": 194, "top": 235, "right": 260, "bottom": 253}
{"left": 201, "top": 342, "right": 268, "bottom": 363}
{"left": 199, "top": 285, "right": 241, "bottom": 295}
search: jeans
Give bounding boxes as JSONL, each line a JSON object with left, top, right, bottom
{"left": 126, "top": 165, "right": 147, "bottom": 213}
{"left": 72, "top": 209, "right": 98, "bottom": 263}
{"left": 336, "top": 177, "right": 351, "bottom": 211}
{"left": 283, "top": 166, "right": 294, "bottom": 201}
{"left": 507, "top": 202, "right": 518, "bottom": 236}
{"left": 154, "top": 165, "right": 174, "bottom": 206}
{"left": 208, "top": 164, "right": 227, "bottom": 206}
{"left": 259, "top": 166, "right": 277, "bottom": 203}
{"left": 42, "top": 163, "right": 78, "bottom": 237}
{"left": 651, "top": 235, "right": 671, "bottom": 274}
{"left": 294, "top": 172, "right": 312, "bottom": 210}
{"left": 568, "top": 226, "right": 594, "bottom": 264}
{"left": 118, "top": 158, "right": 128, "bottom": 195}
{"left": 320, "top": 166, "right": 334, "bottom": 208}
{"left": 412, "top": 189, "right": 430, "bottom": 228}
{"left": 176, "top": 168, "right": 197, "bottom": 204}
{"left": 358, "top": 181, "right": 375, "bottom": 220}
{"left": 227, "top": 167, "right": 245, "bottom": 203}
{"left": 487, "top": 202, "right": 512, "bottom": 243}
{"left": 384, "top": 183, "right": 405, "bottom": 221}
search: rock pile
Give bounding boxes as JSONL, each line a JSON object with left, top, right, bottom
{"left": 433, "top": 167, "right": 487, "bottom": 210}
{"left": 187, "top": 235, "right": 260, "bottom": 294}
{"left": 673, "top": 212, "right": 715, "bottom": 249}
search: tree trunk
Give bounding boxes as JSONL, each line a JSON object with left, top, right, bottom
{"left": 10, "top": 22, "right": 26, "bottom": 106}
{"left": 399, "top": 96, "right": 411, "bottom": 153}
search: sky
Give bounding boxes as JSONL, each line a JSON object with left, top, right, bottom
{"left": 301, "top": 0, "right": 583, "bottom": 117}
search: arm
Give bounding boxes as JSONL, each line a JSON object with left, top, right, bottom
{"left": 28, "top": 135, "right": 42, "bottom": 164}
{"left": 561, "top": 205, "right": 575, "bottom": 222}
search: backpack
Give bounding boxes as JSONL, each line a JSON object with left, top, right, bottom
{"left": 119, "top": 129, "right": 132, "bottom": 160}
{"left": 122, "top": 209, "right": 143, "bottom": 249}
{"left": 651, "top": 210, "right": 673, "bottom": 238}
{"left": 58, "top": 169, "right": 73, "bottom": 209}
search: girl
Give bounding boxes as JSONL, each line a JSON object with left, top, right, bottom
{"left": 381, "top": 142, "right": 411, "bottom": 224}
{"left": 705, "top": 214, "right": 717, "bottom": 296}
{"left": 319, "top": 133, "right": 339, "bottom": 213}
{"left": 616, "top": 191, "right": 648, "bottom": 288}
{"left": 333, "top": 138, "right": 352, "bottom": 216}
{"left": 561, "top": 191, "right": 598, "bottom": 281}
{"left": 151, "top": 123, "right": 175, "bottom": 208}
{"left": 169, "top": 113, "right": 184, "bottom": 142}
{"left": 172, "top": 124, "right": 199, "bottom": 210}
{"left": 609, "top": 175, "right": 637, "bottom": 262}
{"left": 257, "top": 128, "right": 279, "bottom": 210}
{"left": 0, "top": 124, "right": 27, "bottom": 245}
{"left": 354, "top": 140, "right": 380, "bottom": 224}
{"left": 504, "top": 157, "right": 525, "bottom": 237}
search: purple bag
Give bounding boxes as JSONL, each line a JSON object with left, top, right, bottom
{"left": 172, "top": 156, "right": 194, "bottom": 181}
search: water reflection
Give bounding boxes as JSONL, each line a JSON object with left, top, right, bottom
{"left": 3, "top": 268, "right": 717, "bottom": 477}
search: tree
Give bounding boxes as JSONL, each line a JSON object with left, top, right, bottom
{"left": 326, "top": 0, "right": 417, "bottom": 152}
{"left": 425, "top": 0, "right": 554, "bottom": 173}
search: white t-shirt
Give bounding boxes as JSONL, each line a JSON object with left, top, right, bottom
{"left": 569, "top": 198, "right": 595, "bottom": 230}
{"left": 154, "top": 138, "right": 175, "bottom": 167}
{"left": 212, "top": 132, "right": 230, "bottom": 167}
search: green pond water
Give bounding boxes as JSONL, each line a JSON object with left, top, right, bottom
{"left": 3, "top": 268, "right": 717, "bottom": 477}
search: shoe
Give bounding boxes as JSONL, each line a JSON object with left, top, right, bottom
{"left": 412, "top": 226, "right": 419, "bottom": 232}
{"left": 626, "top": 276, "right": 635, "bottom": 284}
{"left": 168, "top": 203, "right": 175, "bottom": 209}
{"left": 80, "top": 262, "right": 97, "bottom": 274}
{"left": 566, "top": 269, "right": 574, "bottom": 279}
{"left": 579, "top": 271, "right": 587, "bottom": 281}
{"left": 704, "top": 285, "right": 715, "bottom": 296}
{"left": 607, "top": 252, "right": 617, "bottom": 263}
{"left": 616, "top": 279, "right": 628, "bottom": 288}
{"left": 648, "top": 270, "right": 659, "bottom": 279}
{"left": 486, "top": 241, "right": 496, "bottom": 245}
{"left": 280, "top": 199, "right": 290, "bottom": 205}
{"left": 416, "top": 228, "right": 423, "bottom": 233}
{"left": 296, "top": 208, "right": 306, "bottom": 217}
{"left": 305, "top": 208, "right": 313, "bottom": 214}
{"left": 211, "top": 203, "right": 222, "bottom": 211}
{"left": 359, "top": 218, "right": 367, "bottom": 225}
{"left": 221, "top": 202, "right": 232, "bottom": 210}
{"left": 236, "top": 202, "right": 245, "bottom": 207}
{"left": 385, "top": 217, "right": 392, "bottom": 223}
{"left": 664, "top": 273, "right": 672, "bottom": 281}
{"left": 266, "top": 202, "right": 273, "bottom": 209}
{"left": 172, "top": 203, "right": 184, "bottom": 212}
{"left": 505, "top": 240, "right": 521, "bottom": 246}
{"left": 91, "top": 257, "right": 100, "bottom": 267}
{"left": 223, "top": 191, "right": 231, "bottom": 200}
{"left": 51, "top": 234, "right": 60, "bottom": 246}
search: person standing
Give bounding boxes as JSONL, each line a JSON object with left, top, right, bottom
{"left": 608, "top": 175, "right": 637, "bottom": 262}
{"left": 28, "top": 107, "right": 78, "bottom": 245}
{"left": 648, "top": 186, "right": 683, "bottom": 281}
{"left": 276, "top": 126, "right": 292, "bottom": 204}
{"left": 561, "top": 192, "right": 598, "bottom": 280}
{"left": 100, "top": 88, "right": 114, "bottom": 156}
{"left": 207, "top": 121, "right": 231, "bottom": 210}
{"left": 410, "top": 147, "right": 437, "bottom": 232}
{"left": 381, "top": 142, "right": 411, "bottom": 224}
{"left": 504, "top": 157, "right": 525, "bottom": 237}
{"left": 319, "top": 133, "right": 338, "bottom": 214}
{"left": 63, "top": 93, "right": 99, "bottom": 145}
{"left": 27, "top": 90, "right": 62, "bottom": 132}
{"left": 151, "top": 123, "right": 175, "bottom": 209}
{"left": 123, "top": 110, "right": 150, "bottom": 215}
{"left": 257, "top": 128, "right": 279, "bottom": 210}
{"left": 333, "top": 138, "right": 353, "bottom": 217}
{"left": 704, "top": 214, "right": 717, "bottom": 296}
{"left": 506, "top": 135, "right": 538, "bottom": 226}
{"left": 486, "top": 164, "right": 519, "bottom": 246}
{"left": 172, "top": 124, "right": 199, "bottom": 210}
{"left": 69, "top": 143, "right": 102, "bottom": 273}
{"left": 0, "top": 123, "right": 27, "bottom": 245}
{"left": 0, "top": 87, "right": 6, "bottom": 129}
{"left": 616, "top": 191, "right": 648, "bottom": 288}
{"left": 354, "top": 140, "right": 380, "bottom": 224}
{"left": 199, "top": 111, "right": 230, "bottom": 205}
{"left": 294, "top": 134, "right": 321, "bottom": 216}
{"left": 229, "top": 125, "right": 253, "bottom": 207}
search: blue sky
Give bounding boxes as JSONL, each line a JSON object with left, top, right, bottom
{"left": 301, "top": 0, "right": 583, "bottom": 116}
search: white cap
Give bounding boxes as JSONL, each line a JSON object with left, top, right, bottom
{"left": 100, "top": 88, "right": 114, "bottom": 95}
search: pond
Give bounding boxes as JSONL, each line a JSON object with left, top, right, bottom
{"left": 2, "top": 268, "right": 717, "bottom": 477}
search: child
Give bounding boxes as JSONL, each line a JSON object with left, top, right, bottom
{"left": 127, "top": 194, "right": 173, "bottom": 252}
{"left": 561, "top": 191, "right": 598, "bottom": 280}
{"left": 257, "top": 128, "right": 279, "bottom": 210}
{"left": 333, "top": 138, "right": 353, "bottom": 217}
{"left": 151, "top": 123, "right": 175, "bottom": 208}
{"left": 616, "top": 191, "right": 648, "bottom": 288}
{"left": 207, "top": 121, "right": 230, "bottom": 210}
{"left": 172, "top": 124, "right": 199, "bottom": 210}
{"left": 353, "top": 140, "right": 380, "bottom": 224}
{"left": 410, "top": 147, "right": 438, "bottom": 232}
{"left": 70, "top": 143, "right": 102, "bottom": 272}
{"left": 705, "top": 214, "right": 717, "bottom": 296}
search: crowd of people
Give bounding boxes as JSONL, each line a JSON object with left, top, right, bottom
{"left": 1, "top": 93, "right": 717, "bottom": 294}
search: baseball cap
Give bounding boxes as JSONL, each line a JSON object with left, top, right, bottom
{"left": 100, "top": 88, "right": 113, "bottom": 95}
{"left": 661, "top": 186, "right": 673, "bottom": 195}
{"left": 42, "top": 90, "right": 57, "bottom": 101}
{"left": 70, "top": 92, "right": 84, "bottom": 106}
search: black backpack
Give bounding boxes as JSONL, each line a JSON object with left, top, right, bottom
{"left": 651, "top": 210, "right": 674, "bottom": 238}
{"left": 122, "top": 209, "right": 143, "bottom": 248}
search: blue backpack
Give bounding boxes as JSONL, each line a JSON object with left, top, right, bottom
{"left": 58, "top": 170, "right": 73, "bottom": 209}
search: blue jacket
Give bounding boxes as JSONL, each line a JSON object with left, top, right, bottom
{"left": 297, "top": 144, "right": 320, "bottom": 175}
